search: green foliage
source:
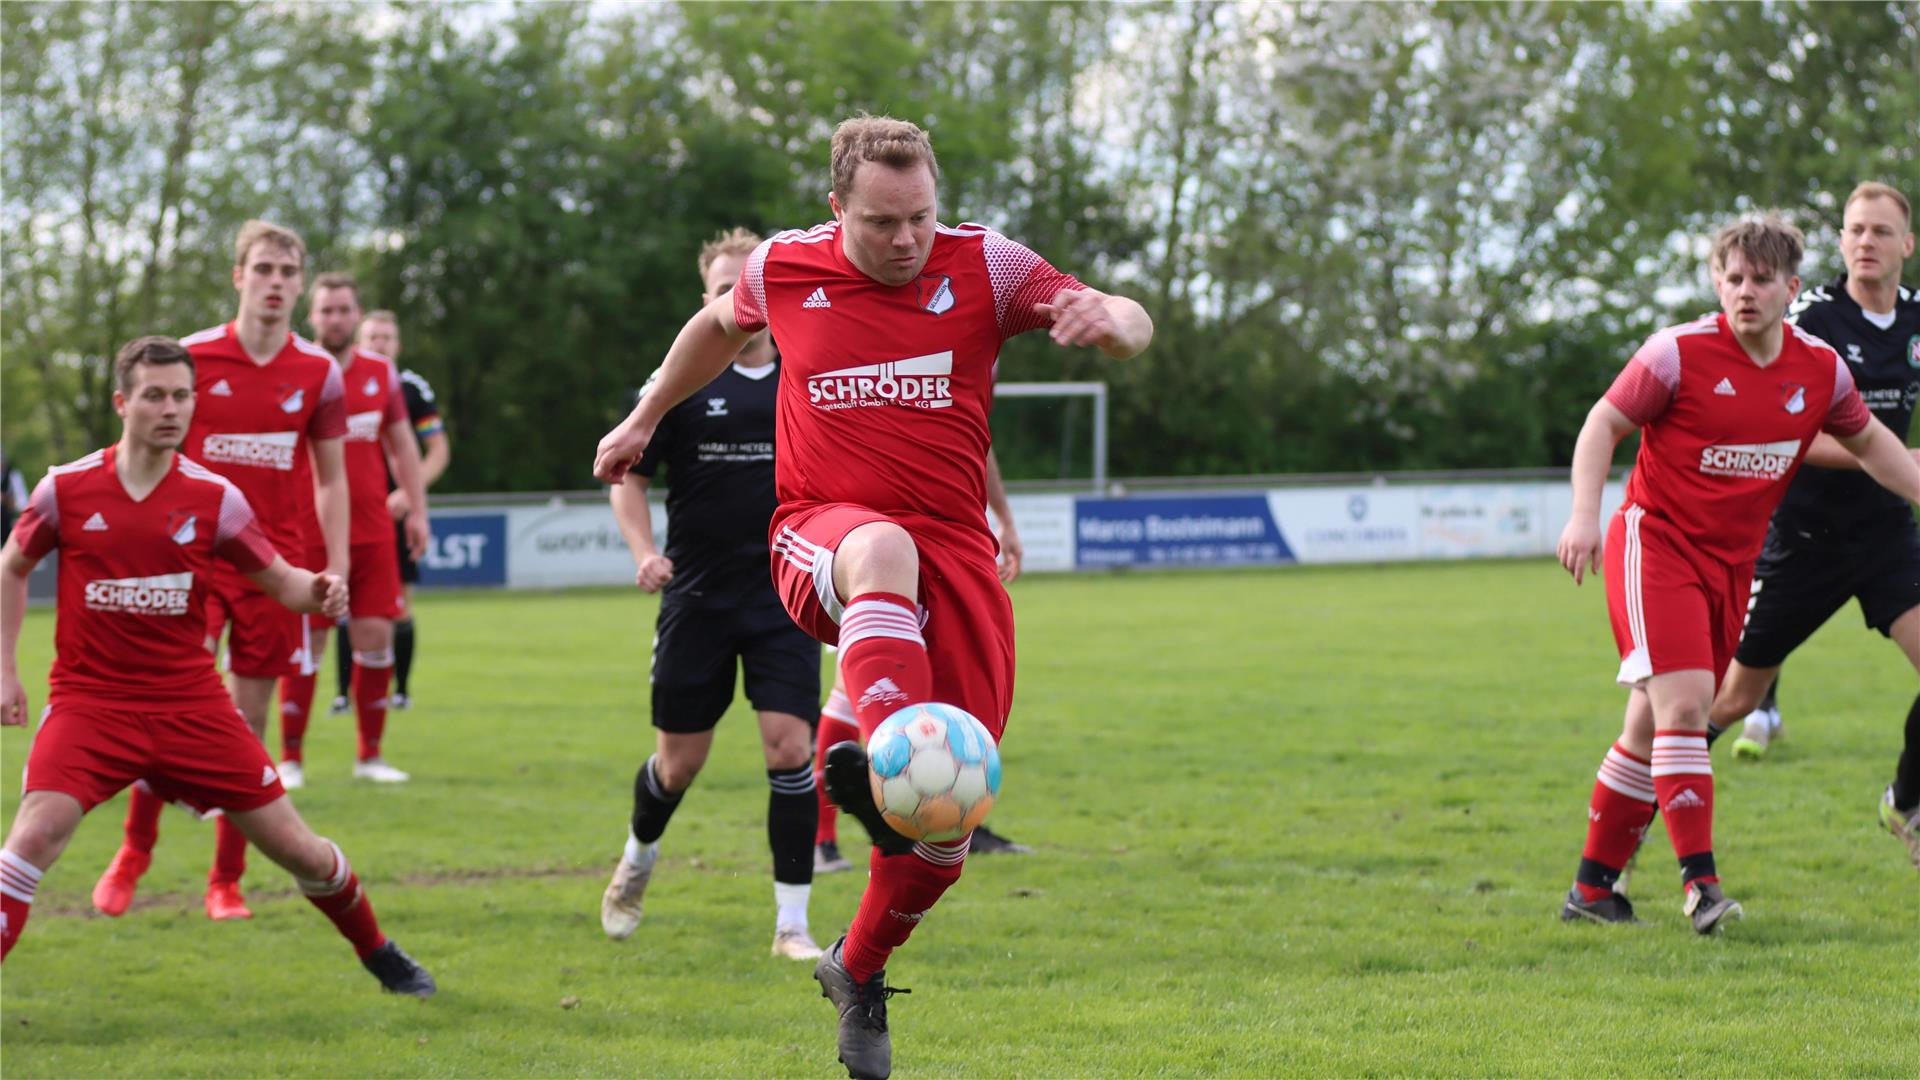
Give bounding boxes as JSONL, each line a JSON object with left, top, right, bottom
{"left": 5, "top": 568, "right": 1918, "bottom": 1075}
{"left": 4, "top": 1, "right": 1914, "bottom": 486}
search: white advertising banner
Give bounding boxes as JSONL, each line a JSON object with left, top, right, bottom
{"left": 1266, "top": 487, "right": 1419, "bottom": 563}
{"left": 504, "top": 502, "right": 667, "bottom": 589}
{"left": 996, "top": 494, "right": 1076, "bottom": 573}
{"left": 1416, "top": 484, "right": 1544, "bottom": 559}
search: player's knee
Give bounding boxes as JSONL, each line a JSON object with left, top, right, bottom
{"left": 654, "top": 753, "right": 703, "bottom": 793}
{"left": 763, "top": 730, "right": 812, "bottom": 772}
{"left": 838, "top": 522, "right": 919, "bottom": 596}
{"left": 1655, "top": 698, "right": 1711, "bottom": 731}
{"left": 5, "top": 817, "right": 74, "bottom": 868}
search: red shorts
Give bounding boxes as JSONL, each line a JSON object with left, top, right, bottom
{"left": 347, "top": 536, "right": 406, "bottom": 621}
{"left": 22, "top": 697, "right": 286, "bottom": 815}
{"left": 769, "top": 503, "right": 1014, "bottom": 739}
{"left": 1605, "top": 504, "right": 1752, "bottom": 688}
{"left": 207, "top": 563, "right": 310, "bottom": 678}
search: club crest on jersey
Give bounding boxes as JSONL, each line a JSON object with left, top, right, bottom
{"left": 364, "top": 376, "right": 379, "bottom": 396}
{"left": 917, "top": 274, "right": 955, "bottom": 316}
{"left": 1908, "top": 335, "right": 1919, "bottom": 369}
{"left": 1780, "top": 383, "right": 1805, "bottom": 415}
{"left": 278, "top": 385, "right": 305, "bottom": 414}
{"left": 168, "top": 511, "right": 197, "bottom": 546}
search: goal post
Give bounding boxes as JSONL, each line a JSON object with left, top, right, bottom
{"left": 993, "top": 381, "right": 1108, "bottom": 493}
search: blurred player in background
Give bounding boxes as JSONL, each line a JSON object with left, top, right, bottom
{"left": 1707, "top": 185, "right": 1920, "bottom": 861}
{"left": 332, "top": 310, "right": 449, "bottom": 715}
{"left": 1554, "top": 214, "right": 1920, "bottom": 931}
{"left": 92, "top": 220, "right": 349, "bottom": 923}
{"left": 600, "top": 227, "right": 825, "bottom": 961}
{"left": 595, "top": 115, "right": 1152, "bottom": 1079}
{"left": 0, "top": 336, "right": 434, "bottom": 996}
{"left": 278, "top": 276, "right": 429, "bottom": 788}
{"left": 813, "top": 449, "right": 1029, "bottom": 874}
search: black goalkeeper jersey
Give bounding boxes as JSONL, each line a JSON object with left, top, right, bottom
{"left": 1773, "top": 275, "right": 1920, "bottom": 539}
{"left": 634, "top": 360, "right": 781, "bottom": 608}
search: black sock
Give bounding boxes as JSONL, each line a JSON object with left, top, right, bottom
{"left": 393, "top": 617, "right": 415, "bottom": 696}
{"left": 1759, "top": 675, "right": 1779, "bottom": 714}
{"left": 1705, "top": 721, "right": 1727, "bottom": 747}
{"left": 1894, "top": 691, "right": 1920, "bottom": 810}
{"left": 334, "top": 621, "right": 353, "bottom": 699}
{"left": 630, "top": 754, "right": 685, "bottom": 844}
{"left": 768, "top": 764, "right": 818, "bottom": 886}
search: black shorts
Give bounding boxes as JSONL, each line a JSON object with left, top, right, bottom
{"left": 649, "top": 599, "right": 821, "bottom": 734}
{"left": 394, "top": 516, "right": 419, "bottom": 585}
{"left": 1735, "top": 521, "right": 1920, "bottom": 668}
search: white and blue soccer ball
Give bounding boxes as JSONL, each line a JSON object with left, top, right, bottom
{"left": 866, "top": 702, "right": 1001, "bottom": 842}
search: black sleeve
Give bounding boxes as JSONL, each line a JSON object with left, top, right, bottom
{"left": 400, "top": 370, "right": 441, "bottom": 426}
{"left": 635, "top": 391, "right": 675, "bottom": 479}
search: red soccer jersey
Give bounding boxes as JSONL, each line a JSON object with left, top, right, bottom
{"left": 1604, "top": 313, "right": 1872, "bottom": 566}
{"left": 12, "top": 448, "right": 278, "bottom": 707}
{"left": 179, "top": 323, "right": 346, "bottom": 559}
{"left": 733, "top": 221, "right": 1083, "bottom": 535}
{"left": 338, "top": 348, "right": 409, "bottom": 544}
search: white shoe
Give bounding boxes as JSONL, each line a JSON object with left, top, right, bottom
{"left": 328, "top": 695, "right": 351, "bottom": 717}
{"left": 278, "top": 760, "right": 305, "bottom": 790}
{"left": 353, "top": 757, "right": 411, "bottom": 783}
{"left": 601, "top": 848, "right": 657, "bottom": 940}
{"left": 1731, "top": 708, "right": 1775, "bottom": 760}
{"left": 771, "top": 925, "right": 823, "bottom": 960}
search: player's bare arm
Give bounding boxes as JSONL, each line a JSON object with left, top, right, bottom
{"left": 1034, "top": 288, "right": 1154, "bottom": 359}
{"left": 386, "top": 431, "right": 449, "bottom": 521}
{"left": 1557, "top": 400, "right": 1637, "bottom": 585}
{"left": 1801, "top": 430, "right": 1920, "bottom": 472}
{"left": 311, "top": 436, "right": 351, "bottom": 576}
{"left": 0, "top": 535, "right": 38, "bottom": 726}
{"left": 1834, "top": 415, "right": 1920, "bottom": 505}
{"left": 983, "top": 449, "right": 1022, "bottom": 583}
{"left": 609, "top": 473, "right": 673, "bottom": 592}
{"left": 382, "top": 417, "right": 431, "bottom": 561}
{"left": 245, "top": 556, "right": 349, "bottom": 620}
{"left": 594, "top": 293, "right": 752, "bottom": 483}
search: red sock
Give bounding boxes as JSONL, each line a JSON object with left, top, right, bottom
{"left": 1651, "top": 730, "right": 1716, "bottom": 885}
{"left": 841, "top": 839, "right": 967, "bottom": 980}
{"left": 1575, "top": 743, "right": 1658, "bottom": 901}
{"left": 278, "top": 672, "right": 317, "bottom": 763}
{"left": 352, "top": 654, "right": 394, "bottom": 762}
{"left": 210, "top": 814, "right": 249, "bottom": 886}
{"left": 1, "top": 850, "right": 44, "bottom": 962}
{"left": 838, "top": 593, "right": 930, "bottom": 739}
{"left": 297, "top": 839, "right": 387, "bottom": 958}
{"left": 123, "top": 783, "right": 165, "bottom": 857}
{"left": 815, "top": 706, "right": 859, "bottom": 845}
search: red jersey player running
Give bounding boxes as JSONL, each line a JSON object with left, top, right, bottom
{"left": 278, "top": 273, "right": 430, "bottom": 787}
{"left": 594, "top": 116, "right": 1151, "bottom": 1080}
{"left": 0, "top": 336, "right": 434, "bottom": 995}
{"left": 92, "top": 220, "right": 351, "bottom": 922}
{"left": 1554, "top": 215, "right": 1920, "bottom": 932}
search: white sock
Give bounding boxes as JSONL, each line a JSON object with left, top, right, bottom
{"left": 1, "top": 849, "right": 44, "bottom": 904}
{"left": 774, "top": 881, "right": 810, "bottom": 931}
{"left": 623, "top": 832, "right": 658, "bottom": 870}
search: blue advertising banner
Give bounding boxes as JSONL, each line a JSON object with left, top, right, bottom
{"left": 418, "top": 512, "right": 507, "bottom": 587}
{"left": 1074, "top": 495, "right": 1294, "bottom": 569}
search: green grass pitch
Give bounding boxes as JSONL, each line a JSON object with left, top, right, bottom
{"left": 3, "top": 561, "right": 1915, "bottom": 1077}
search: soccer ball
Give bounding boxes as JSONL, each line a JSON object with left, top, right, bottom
{"left": 867, "top": 702, "right": 1001, "bottom": 842}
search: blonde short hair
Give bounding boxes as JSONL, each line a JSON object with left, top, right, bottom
{"left": 1844, "top": 181, "right": 1911, "bottom": 229}
{"left": 698, "top": 227, "right": 761, "bottom": 284}
{"left": 1711, "top": 214, "right": 1804, "bottom": 278}
{"left": 233, "top": 219, "right": 306, "bottom": 267}
{"left": 830, "top": 115, "right": 939, "bottom": 202}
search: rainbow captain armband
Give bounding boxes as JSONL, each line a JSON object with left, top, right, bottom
{"left": 414, "top": 416, "right": 444, "bottom": 439}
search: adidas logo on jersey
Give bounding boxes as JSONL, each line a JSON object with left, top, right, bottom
{"left": 1666, "top": 787, "right": 1705, "bottom": 810}
{"left": 857, "top": 677, "right": 910, "bottom": 710}
{"left": 83, "top": 512, "right": 109, "bottom": 532}
{"left": 807, "top": 351, "right": 955, "bottom": 412}
{"left": 209, "top": 379, "right": 234, "bottom": 396}
{"left": 1713, "top": 378, "right": 1736, "bottom": 396}
{"left": 802, "top": 287, "right": 832, "bottom": 309}
{"left": 84, "top": 572, "right": 193, "bottom": 616}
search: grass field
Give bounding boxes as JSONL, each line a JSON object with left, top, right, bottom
{"left": 3, "top": 560, "right": 1916, "bottom": 1077}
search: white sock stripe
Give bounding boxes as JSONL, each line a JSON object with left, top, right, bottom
{"left": 1596, "top": 771, "right": 1658, "bottom": 802}
{"left": 0, "top": 850, "right": 44, "bottom": 901}
{"left": 1651, "top": 735, "right": 1709, "bottom": 749}
{"left": 1602, "top": 748, "right": 1653, "bottom": 779}
{"left": 1650, "top": 762, "right": 1713, "bottom": 778}
{"left": 769, "top": 773, "right": 816, "bottom": 794}
{"left": 1598, "top": 755, "right": 1657, "bottom": 796}
{"left": 352, "top": 650, "right": 395, "bottom": 668}
{"left": 822, "top": 690, "right": 854, "bottom": 723}
{"left": 841, "top": 613, "right": 924, "bottom": 634}
{"left": 912, "top": 837, "right": 970, "bottom": 866}
{"left": 296, "top": 839, "right": 351, "bottom": 896}
{"left": 842, "top": 599, "right": 916, "bottom": 618}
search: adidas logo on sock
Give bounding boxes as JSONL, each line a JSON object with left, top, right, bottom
{"left": 857, "top": 677, "right": 908, "bottom": 710}
{"left": 1713, "top": 377, "right": 1736, "bottom": 396}
{"left": 803, "top": 287, "right": 831, "bottom": 309}
{"left": 83, "top": 512, "right": 109, "bottom": 532}
{"left": 1667, "top": 787, "right": 1705, "bottom": 810}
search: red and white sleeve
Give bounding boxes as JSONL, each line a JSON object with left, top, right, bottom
{"left": 382, "top": 367, "right": 408, "bottom": 426}
{"left": 978, "top": 229, "right": 1085, "bottom": 340}
{"left": 731, "top": 239, "right": 774, "bottom": 334}
{"left": 1822, "top": 353, "right": 1872, "bottom": 437}
{"left": 213, "top": 482, "right": 277, "bottom": 573}
{"left": 309, "top": 364, "right": 348, "bottom": 440}
{"left": 10, "top": 475, "right": 60, "bottom": 559}
{"left": 1602, "top": 331, "right": 1680, "bottom": 425}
